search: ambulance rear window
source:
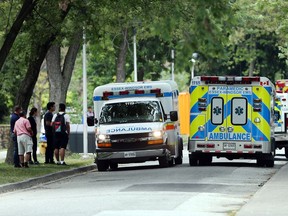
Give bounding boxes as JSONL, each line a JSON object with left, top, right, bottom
{"left": 211, "top": 97, "right": 224, "bottom": 125}
{"left": 231, "top": 98, "right": 247, "bottom": 125}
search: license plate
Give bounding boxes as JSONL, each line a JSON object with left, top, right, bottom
{"left": 124, "top": 151, "right": 136, "bottom": 158}
{"left": 223, "top": 143, "right": 236, "bottom": 150}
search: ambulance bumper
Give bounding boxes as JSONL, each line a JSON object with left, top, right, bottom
{"left": 188, "top": 140, "right": 272, "bottom": 154}
{"left": 96, "top": 148, "right": 168, "bottom": 163}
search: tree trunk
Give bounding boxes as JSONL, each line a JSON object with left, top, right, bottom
{"left": 116, "top": 28, "right": 128, "bottom": 82}
{"left": 61, "top": 30, "right": 82, "bottom": 102}
{"left": 0, "top": 0, "right": 38, "bottom": 71}
{"left": 5, "top": 3, "right": 71, "bottom": 164}
{"left": 47, "top": 30, "right": 82, "bottom": 107}
{"left": 248, "top": 59, "right": 256, "bottom": 76}
{"left": 47, "top": 45, "right": 62, "bottom": 106}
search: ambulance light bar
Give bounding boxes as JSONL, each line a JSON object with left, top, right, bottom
{"left": 102, "top": 88, "right": 162, "bottom": 100}
{"left": 200, "top": 76, "right": 260, "bottom": 84}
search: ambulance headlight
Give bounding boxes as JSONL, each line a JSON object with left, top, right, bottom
{"left": 254, "top": 117, "right": 261, "bottom": 123}
{"left": 98, "top": 134, "right": 110, "bottom": 141}
{"left": 150, "top": 131, "right": 163, "bottom": 138}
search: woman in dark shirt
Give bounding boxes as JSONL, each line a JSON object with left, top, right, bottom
{"left": 28, "top": 107, "right": 39, "bottom": 164}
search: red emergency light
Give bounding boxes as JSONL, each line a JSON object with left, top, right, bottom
{"left": 102, "top": 91, "right": 113, "bottom": 100}
{"left": 119, "top": 90, "right": 129, "bottom": 95}
{"left": 150, "top": 88, "right": 162, "bottom": 97}
{"left": 135, "top": 89, "right": 145, "bottom": 94}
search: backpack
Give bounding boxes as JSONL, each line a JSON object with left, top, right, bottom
{"left": 53, "top": 113, "right": 66, "bottom": 134}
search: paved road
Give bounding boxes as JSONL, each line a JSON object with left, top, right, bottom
{"left": 0, "top": 150, "right": 286, "bottom": 216}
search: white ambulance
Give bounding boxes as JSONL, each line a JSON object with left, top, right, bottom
{"left": 274, "top": 79, "right": 288, "bottom": 158}
{"left": 188, "top": 76, "right": 275, "bottom": 167}
{"left": 90, "top": 80, "right": 183, "bottom": 171}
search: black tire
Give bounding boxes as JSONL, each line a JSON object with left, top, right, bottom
{"left": 189, "top": 154, "right": 198, "bottom": 166}
{"left": 256, "top": 159, "right": 265, "bottom": 167}
{"left": 159, "top": 156, "right": 169, "bottom": 168}
{"left": 109, "top": 162, "right": 118, "bottom": 170}
{"left": 285, "top": 147, "right": 288, "bottom": 159}
{"left": 265, "top": 159, "right": 274, "bottom": 168}
{"left": 97, "top": 160, "right": 109, "bottom": 171}
{"left": 175, "top": 139, "right": 183, "bottom": 165}
{"left": 199, "top": 155, "right": 212, "bottom": 166}
{"left": 265, "top": 154, "right": 275, "bottom": 167}
{"left": 168, "top": 158, "right": 174, "bottom": 167}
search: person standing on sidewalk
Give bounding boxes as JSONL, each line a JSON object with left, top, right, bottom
{"left": 10, "top": 105, "right": 22, "bottom": 167}
{"left": 51, "top": 103, "right": 70, "bottom": 165}
{"left": 28, "top": 107, "right": 39, "bottom": 165}
{"left": 44, "top": 102, "right": 56, "bottom": 164}
{"left": 13, "top": 111, "right": 33, "bottom": 168}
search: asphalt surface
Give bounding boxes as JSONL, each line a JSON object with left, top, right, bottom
{"left": 1, "top": 149, "right": 288, "bottom": 215}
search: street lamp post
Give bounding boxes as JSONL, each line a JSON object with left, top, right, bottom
{"left": 82, "top": 28, "right": 88, "bottom": 158}
{"left": 133, "top": 27, "right": 137, "bottom": 82}
{"left": 190, "top": 52, "right": 198, "bottom": 82}
{"left": 171, "top": 49, "right": 175, "bottom": 81}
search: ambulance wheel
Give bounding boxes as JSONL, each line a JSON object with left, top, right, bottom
{"left": 159, "top": 156, "right": 169, "bottom": 168}
{"left": 199, "top": 155, "right": 212, "bottom": 166}
{"left": 97, "top": 160, "right": 109, "bottom": 171}
{"left": 175, "top": 139, "right": 183, "bottom": 165}
{"left": 168, "top": 158, "right": 175, "bottom": 167}
{"left": 109, "top": 162, "right": 118, "bottom": 170}
{"left": 256, "top": 159, "right": 265, "bottom": 167}
{"left": 189, "top": 154, "right": 198, "bottom": 166}
{"left": 285, "top": 147, "right": 288, "bottom": 159}
{"left": 265, "top": 159, "right": 274, "bottom": 168}
{"left": 265, "top": 155, "right": 274, "bottom": 168}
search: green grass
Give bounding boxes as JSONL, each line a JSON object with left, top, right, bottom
{"left": 0, "top": 152, "right": 95, "bottom": 185}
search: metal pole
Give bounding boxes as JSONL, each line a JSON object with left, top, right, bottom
{"left": 171, "top": 49, "right": 174, "bottom": 81}
{"left": 82, "top": 28, "right": 88, "bottom": 158}
{"left": 191, "top": 59, "right": 196, "bottom": 80}
{"left": 133, "top": 27, "right": 137, "bottom": 82}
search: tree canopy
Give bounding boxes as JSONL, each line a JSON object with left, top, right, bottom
{"left": 0, "top": 0, "right": 287, "bottom": 124}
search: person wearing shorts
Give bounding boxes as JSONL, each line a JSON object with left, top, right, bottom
{"left": 13, "top": 111, "right": 33, "bottom": 168}
{"left": 51, "top": 103, "right": 70, "bottom": 165}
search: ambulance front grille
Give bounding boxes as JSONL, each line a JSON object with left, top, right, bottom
{"left": 110, "top": 133, "right": 150, "bottom": 149}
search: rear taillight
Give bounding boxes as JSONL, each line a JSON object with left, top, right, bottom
{"left": 198, "top": 98, "right": 207, "bottom": 111}
{"left": 253, "top": 98, "right": 262, "bottom": 112}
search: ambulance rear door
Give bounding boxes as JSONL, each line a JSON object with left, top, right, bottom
{"left": 207, "top": 86, "right": 252, "bottom": 150}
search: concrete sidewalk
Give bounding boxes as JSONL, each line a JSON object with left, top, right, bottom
{"left": 236, "top": 162, "right": 288, "bottom": 216}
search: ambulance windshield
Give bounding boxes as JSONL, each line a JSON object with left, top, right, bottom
{"left": 99, "top": 101, "right": 163, "bottom": 124}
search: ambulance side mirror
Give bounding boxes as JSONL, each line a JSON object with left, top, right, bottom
{"left": 274, "top": 110, "right": 280, "bottom": 121}
{"left": 170, "top": 111, "right": 178, "bottom": 121}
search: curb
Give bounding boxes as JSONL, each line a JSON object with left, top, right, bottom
{"left": 0, "top": 164, "right": 96, "bottom": 194}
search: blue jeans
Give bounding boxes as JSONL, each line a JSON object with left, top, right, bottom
{"left": 11, "top": 133, "right": 19, "bottom": 166}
